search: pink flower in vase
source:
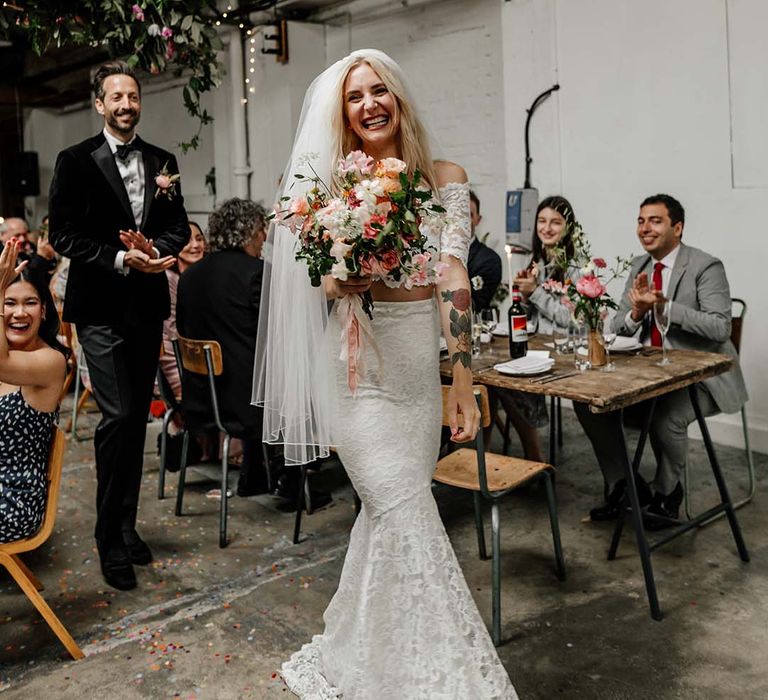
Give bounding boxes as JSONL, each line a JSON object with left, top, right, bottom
{"left": 592, "top": 257, "right": 607, "bottom": 269}
{"left": 576, "top": 275, "right": 606, "bottom": 299}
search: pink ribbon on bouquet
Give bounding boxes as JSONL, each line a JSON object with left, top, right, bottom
{"left": 337, "top": 294, "right": 381, "bottom": 395}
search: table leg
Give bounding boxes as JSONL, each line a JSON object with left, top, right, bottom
{"left": 607, "top": 404, "right": 663, "bottom": 620}
{"left": 688, "top": 386, "right": 750, "bottom": 563}
{"left": 549, "top": 395, "right": 557, "bottom": 466}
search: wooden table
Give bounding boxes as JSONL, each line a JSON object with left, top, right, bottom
{"left": 441, "top": 335, "right": 750, "bottom": 620}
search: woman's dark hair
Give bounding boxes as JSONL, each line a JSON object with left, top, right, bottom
{"left": 531, "top": 195, "right": 577, "bottom": 282}
{"left": 207, "top": 199, "right": 267, "bottom": 252}
{"left": 7, "top": 267, "right": 70, "bottom": 360}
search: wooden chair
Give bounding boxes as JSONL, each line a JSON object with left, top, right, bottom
{"left": 0, "top": 427, "right": 84, "bottom": 660}
{"left": 434, "top": 385, "right": 566, "bottom": 646}
{"left": 172, "top": 336, "right": 232, "bottom": 548}
{"left": 683, "top": 298, "right": 756, "bottom": 520}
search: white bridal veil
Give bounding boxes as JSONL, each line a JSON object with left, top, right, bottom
{"left": 252, "top": 49, "right": 436, "bottom": 465}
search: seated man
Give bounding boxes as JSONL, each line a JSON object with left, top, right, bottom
{"left": 574, "top": 193, "right": 747, "bottom": 528}
{"left": 467, "top": 190, "right": 502, "bottom": 312}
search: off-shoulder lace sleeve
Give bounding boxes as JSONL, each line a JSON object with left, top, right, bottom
{"left": 438, "top": 181, "right": 471, "bottom": 267}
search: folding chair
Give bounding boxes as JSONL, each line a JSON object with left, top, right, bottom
{"left": 0, "top": 428, "right": 84, "bottom": 660}
{"left": 156, "top": 363, "right": 182, "bottom": 501}
{"left": 434, "top": 385, "right": 566, "bottom": 646}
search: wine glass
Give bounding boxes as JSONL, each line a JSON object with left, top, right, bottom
{"left": 654, "top": 298, "right": 671, "bottom": 366}
{"left": 480, "top": 308, "right": 496, "bottom": 335}
{"left": 602, "top": 328, "right": 617, "bottom": 372}
{"left": 552, "top": 320, "right": 569, "bottom": 355}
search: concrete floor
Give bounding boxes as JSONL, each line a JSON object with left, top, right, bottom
{"left": 1, "top": 402, "right": 767, "bottom": 699}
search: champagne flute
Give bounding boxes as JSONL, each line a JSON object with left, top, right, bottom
{"left": 654, "top": 298, "right": 671, "bottom": 366}
{"left": 602, "top": 328, "right": 617, "bottom": 372}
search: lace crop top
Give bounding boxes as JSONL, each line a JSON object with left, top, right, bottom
{"left": 433, "top": 181, "right": 471, "bottom": 267}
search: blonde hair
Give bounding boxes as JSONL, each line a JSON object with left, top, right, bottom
{"left": 331, "top": 54, "right": 437, "bottom": 194}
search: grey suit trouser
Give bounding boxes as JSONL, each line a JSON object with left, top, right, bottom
{"left": 573, "top": 384, "right": 719, "bottom": 496}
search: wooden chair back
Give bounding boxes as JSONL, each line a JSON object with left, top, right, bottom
{"left": 1, "top": 427, "right": 66, "bottom": 556}
{"left": 441, "top": 384, "right": 492, "bottom": 430}
{"left": 175, "top": 335, "right": 224, "bottom": 376}
{"left": 730, "top": 298, "right": 745, "bottom": 355}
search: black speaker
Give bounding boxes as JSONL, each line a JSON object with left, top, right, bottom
{"left": 12, "top": 152, "right": 40, "bottom": 196}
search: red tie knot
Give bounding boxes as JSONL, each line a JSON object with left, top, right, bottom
{"left": 654, "top": 262, "right": 664, "bottom": 273}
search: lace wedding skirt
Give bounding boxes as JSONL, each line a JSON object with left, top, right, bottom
{"left": 282, "top": 299, "right": 517, "bottom": 699}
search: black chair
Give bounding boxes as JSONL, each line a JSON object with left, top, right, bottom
{"left": 156, "top": 362, "right": 182, "bottom": 501}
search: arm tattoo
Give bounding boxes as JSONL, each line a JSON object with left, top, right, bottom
{"left": 441, "top": 288, "right": 472, "bottom": 368}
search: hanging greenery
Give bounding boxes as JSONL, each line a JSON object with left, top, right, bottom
{"left": 0, "top": 1, "right": 225, "bottom": 151}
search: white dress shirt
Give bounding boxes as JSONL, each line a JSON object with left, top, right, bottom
{"left": 103, "top": 128, "right": 145, "bottom": 273}
{"left": 624, "top": 243, "right": 681, "bottom": 343}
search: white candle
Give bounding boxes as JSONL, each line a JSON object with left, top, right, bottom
{"left": 505, "top": 244, "right": 514, "bottom": 294}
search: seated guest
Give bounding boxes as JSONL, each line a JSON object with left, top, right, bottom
{"left": 176, "top": 198, "right": 328, "bottom": 509}
{"left": 1, "top": 217, "right": 57, "bottom": 279}
{"left": 467, "top": 190, "right": 502, "bottom": 311}
{"left": 493, "top": 196, "right": 581, "bottom": 462}
{"left": 515, "top": 196, "right": 581, "bottom": 334}
{"left": 574, "top": 194, "right": 747, "bottom": 527}
{"left": 160, "top": 221, "right": 206, "bottom": 399}
{"left": 0, "top": 239, "right": 68, "bottom": 543}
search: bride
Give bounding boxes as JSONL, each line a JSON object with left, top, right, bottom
{"left": 254, "top": 49, "right": 517, "bottom": 699}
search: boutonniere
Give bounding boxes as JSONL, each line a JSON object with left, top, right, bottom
{"left": 154, "top": 162, "right": 180, "bottom": 200}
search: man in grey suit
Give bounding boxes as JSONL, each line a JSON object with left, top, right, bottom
{"left": 575, "top": 194, "right": 747, "bottom": 528}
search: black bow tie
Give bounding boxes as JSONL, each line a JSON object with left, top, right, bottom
{"left": 115, "top": 142, "right": 138, "bottom": 161}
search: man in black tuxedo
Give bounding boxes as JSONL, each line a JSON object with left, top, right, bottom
{"left": 467, "top": 190, "right": 502, "bottom": 311}
{"left": 49, "top": 62, "right": 189, "bottom": 590}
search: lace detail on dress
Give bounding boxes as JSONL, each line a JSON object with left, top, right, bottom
{"left": 280, "top": 300, "right": 517, "bottom": 699}
{"left": 438, "top": 181, "right": 471, "bottom": 267}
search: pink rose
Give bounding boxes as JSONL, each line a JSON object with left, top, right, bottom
{"left": 380, "top": 250, "right": 400, "bottom": 272}
{"left": 360, "top": 256, "right": 387, "bottom": 278}
{"left": 363, "top": 213, "right": 387, "bottom": 240}
{"left": 576, "top": 275, "right": 606, "bottom": 299}
{"left": 289, "top": 197, "right": 310, "bottom": 217}
{"left": 592, "top": 257, "right": 607, "bottom": 269}
{"left": 131, "top": 4, "right": 145, "bottom": 21}
{"left": 155, "top": 174, "right": 172, "bottom": 189}
{"left": 161, "top": 26, "right": 173, "bottom": 38}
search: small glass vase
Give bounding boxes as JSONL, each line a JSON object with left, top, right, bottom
{"left": 588, "top": 329, "right": 607, "bottom": 368}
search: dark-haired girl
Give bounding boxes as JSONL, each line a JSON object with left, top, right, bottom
{"left": 0, "top": 239, "right": 68, "bottom": 543}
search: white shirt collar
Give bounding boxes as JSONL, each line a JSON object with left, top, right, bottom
{"left": 102, "top": 127, "right": 137, "bottom": 154}
{"left": 654, "top": 243, "right": 681, "bottom": 270}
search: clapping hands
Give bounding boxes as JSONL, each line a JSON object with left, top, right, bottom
{"left": 0, "top": 238, "right": 28, "bottom": 292}
{"left": 513, "top": 262, "right": 539, "bottom": 298}
{"left": 629, "top": 271, "right": 665, "bottom": 321}
{"left": 119, "top": 229, "right": 175, "bottom": 274}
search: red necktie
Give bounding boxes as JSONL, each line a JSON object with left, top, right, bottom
{"left": 650, "top": 262, "right": 664, "bottom": 347}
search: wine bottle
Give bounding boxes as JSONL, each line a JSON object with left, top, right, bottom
{"left": 507, "top": 284, "right": 528, "bottom": 359}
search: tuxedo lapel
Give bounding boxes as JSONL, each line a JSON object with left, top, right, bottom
{"left": 139, "top": 140, "right": 160, "bottom": 231}
{"left": 90, "top": 139, "right": 134, "bottom": 223}
{"left": 666, "top": 244, "right": 689, "bottom": 300}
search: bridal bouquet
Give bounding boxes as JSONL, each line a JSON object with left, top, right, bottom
{"left": 276, "top": 151, "right": 446, "bottom": 393}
